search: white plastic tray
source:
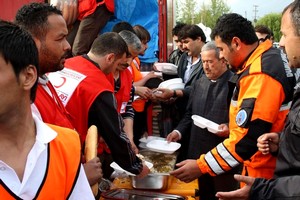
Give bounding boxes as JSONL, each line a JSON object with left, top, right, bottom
{"left": 191, "top": 115, "right": 220, "bottom": 133}
{"left": 146, "top": 140, "right": 181, "bottom": 154}
{"left": 110, "top": 161, "right": 153, "bottom": 176}
{"left": 139, "top": 136, "right": 165, "bottom": 143}
{"left": 154, "top": 63, "right": 178, "bottom": 75}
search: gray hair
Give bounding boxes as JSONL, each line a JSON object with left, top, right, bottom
{"left": 283, "top": 1, "right": 300, "bottom": 36}
{"left": 119, "top": 30, "right": 142, "bottom": 53}
{"left": 201, "top": 41, "right": 220, "bottom": 59}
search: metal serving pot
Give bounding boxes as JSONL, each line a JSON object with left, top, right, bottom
{"left": 130, "top": 150, "right": 177, "bottom": 190}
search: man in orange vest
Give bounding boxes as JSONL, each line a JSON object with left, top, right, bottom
{"left": 0, "top": 20, "right": 93, "bottom": 200}
{"left": 216, "top": 1, "right": 300, "bottom": 199}
{"left": 15, "top": 2, "right": 102, "bottom": 188}
{"left": 170, "top": 13, "right": 295, "bottom": 186}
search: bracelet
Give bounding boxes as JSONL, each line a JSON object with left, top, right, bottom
{"left": 173, "top": 90, "right": 177, "bottom": 98}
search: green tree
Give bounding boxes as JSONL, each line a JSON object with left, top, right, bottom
{"left": 177, "top": 0, "right": 230, "bottom": 28}
{"left": 256, "top": 13, "right": 282, "bottom": 42}
{"left": 177, "top": 0, "right": 197, "bottom": 24}
{"left": 197, "top": 0, "right": 230, "bottom": 29}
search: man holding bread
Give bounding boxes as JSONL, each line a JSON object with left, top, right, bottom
{"left": 0, "top": 20, "right": 93, "bottom": 199}
{"left": 15, "top": 2, "right": 103, "bottom": 190}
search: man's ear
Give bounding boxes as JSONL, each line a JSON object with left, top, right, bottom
{"left": 33, "top": 37, "right": 41, "bottom": 50}
{"left": 106, "top": 53, "right": 115, "bottom": 64}
{"left": 21, "top": 65, "right": 38, "bottom": 91}
{"left": 231, "top": 37, "right": 241, "bottom": 50}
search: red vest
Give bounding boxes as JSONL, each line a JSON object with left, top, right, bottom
{"left": 63, "top": 56, "right": 113, "bottom": 145}
{"left": 78, "top": 0, "right": 114, "bottom": 20}
{"left": 0, "top": 124, "right": 81, "bottom": 199}
{"left": 114, "top": 69, "right": 132, "bottom": 113}
{"left": 35, "top": 82, "right": 75, "bottom": 129}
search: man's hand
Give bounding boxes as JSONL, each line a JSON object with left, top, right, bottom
{"left": 83, "top": 157, "right": 103, "bottom": 186}
{"left": 136, "top": 163, "right": 150, "bottom": 178}
{"left": 257, "top": 132, "right": 279, "bottom": 155}
{"left": 153, "top": 88, "right": 173, "bottom": 101}
{"left": 216, "top": 174, "right": 255, "bottom": 200}
{"left": 135, "top": 86, "right": 152, "bottom": 99}
{"left": 170, "top": 159, "right": 202, "bottom": 182}
{"left": 166, "top": 130, "right": 180, "bottom": 142}
{"left": 217, "top": 123, "right": 229, "bottom": 137}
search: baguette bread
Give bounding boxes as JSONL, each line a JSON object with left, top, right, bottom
{"left": 85, "top": 125, "right": 99, "bottom": 196}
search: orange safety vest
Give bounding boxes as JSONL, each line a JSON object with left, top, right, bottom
{"left": 131, "top": 57, "right": 147, "bottom": 112}
{"left": 0, "top": 124, "right": 81, "bottom": 199}
{"left": 78, "top": 0, "right": 114, "bottom": 20}
{"left": 198, "top": 40, "right": 294, "bottom": 180}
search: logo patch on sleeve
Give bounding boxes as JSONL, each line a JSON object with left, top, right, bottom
{"left": 236, "top": 109, "right": 248, "bottom": 126}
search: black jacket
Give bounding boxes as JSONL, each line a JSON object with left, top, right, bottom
{"left": 250, "top": 86, "right": 300, "bottom": 200}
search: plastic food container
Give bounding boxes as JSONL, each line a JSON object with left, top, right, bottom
{"left": 158, "top": 78, "right": 183, "bottom": 89}
{"left": 191, "top": 115, "right": 220, "bottom": 133}
{"left": 154, "top": 63, "right": 178, "bottom": 75}
{"left": 146, "top": 140, "right": 181, "bottom": 154}
{"left": 130, "top": 150, "right": 177, "bottom": 190}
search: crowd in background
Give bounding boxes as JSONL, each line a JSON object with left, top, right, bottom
{"left": 1, "top": 0, "right": 300, "bottom": 200}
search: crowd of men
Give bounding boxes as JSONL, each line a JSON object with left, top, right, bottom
{"left": 1, "top": 1, "right": 300, "bottom": 200}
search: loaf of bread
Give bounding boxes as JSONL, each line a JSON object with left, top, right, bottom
{"left": 85, "top": 125, "right": 99, "bottom": 196}
{"left": 85, "top": 125, "right": 98, "bottom": 161}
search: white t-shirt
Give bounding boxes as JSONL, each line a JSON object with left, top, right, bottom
{"left": 0, "top": 114, "right": 94, "bottom": 199}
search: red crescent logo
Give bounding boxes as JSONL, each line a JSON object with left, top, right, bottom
{"left": 53, "top": 77, "right": 66, "bottom": 88}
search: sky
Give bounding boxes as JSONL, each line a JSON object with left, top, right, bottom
{"left": 190, "top": 0, "right": 293, "bottom": 21}
{"left": 226, "top": 0, "right": 293, "bottom": 20}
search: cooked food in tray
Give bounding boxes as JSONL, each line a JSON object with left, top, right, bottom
{"left": 139, "top": 151, "right": 177, "bottom": 173}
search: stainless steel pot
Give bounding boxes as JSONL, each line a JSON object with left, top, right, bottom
{"left": 130, "top": 173, "right": 170, "bottom": 190}
{"left": 130, "top": 150, "right": 177, "bottom": 190}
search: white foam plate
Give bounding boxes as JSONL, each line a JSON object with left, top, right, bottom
{"left": 139, "top": 136, "right": 165, "bottom": 143}
{"left": 138, "top": 142, "right": 147, "bottom": 149}
{"left": 146, "top": 140, "right": 181, "bottom": 154}
{"left": 191, "top": 115, "right": 220, "bottom": 134}
{"left": 166, "top": 82, "right": 185, "bottom": 90}
{"left": 206, "top": 120, "right": 220, "bottom": 134}
{"left": 110, "top": 161, "right": 153, "bottom": 176}
{"left": 154, "top": 63, "right": 178, "bottom": 75}
{"left": 158, "top": 78, "right": 183, "bottom": 89}
{"left": 141, "top": 71, "right": 163, "bottom": 77}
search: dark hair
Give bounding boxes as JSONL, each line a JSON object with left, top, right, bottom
{"left": 178, "top": 24, "right": 206, "bottom": 42}
{"left": 90, "top": 32, "right": 129, "bottom": 59}
{"left": 145, "top": 77, "right": 163, "bottom": 89}
{"left": 15, "top": 2, "right": 62, "bottom": 40}
{"left": 254, "top": 25, "right": 273, "bottom": 36}
{"left": 283, "top": 0, "right": 300, "bottom": 36}
{"left": 172, "top": 22, "right": 186, "bottom": 36}
{"left": 133, "top": 25, "right": 151, "bottom": 42}
{"left": 254, "top": 25, "right": 274, "bottom": 41}
{"left": 0, "top": 20, "right": 39, "bottom": 102}
{"left": 112, "top": 21, "right": 135, "bottom": 33}
{"left": 211, "top": 13, "right": 258, "bottom": 45}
